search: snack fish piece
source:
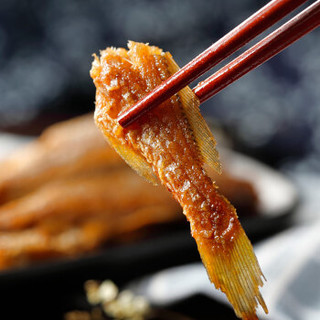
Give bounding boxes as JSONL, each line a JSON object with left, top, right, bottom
{"left": 91, "top": 41, "right": 267, "bottom": 319}
{"left": 0, "top": 169, "right": 180, "bottom": 231}
{"left": 0, "top": 202, "right": 179, "bottom": 270}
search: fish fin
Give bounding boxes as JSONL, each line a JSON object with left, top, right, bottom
{"left": 165, "top": 54, "right": 222, "bottom": 174}
{"left": 97, "top": 130, "right": 159, "bottom": 186}
{"left": 197, "top": 226, "right": 268, "bottom": 319}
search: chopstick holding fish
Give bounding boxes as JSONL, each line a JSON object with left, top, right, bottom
{"left": 91, "top": 42, "right": 267, "bottom": 319}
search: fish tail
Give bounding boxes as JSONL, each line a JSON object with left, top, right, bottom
{"left": 197, "top": 227, "right": 268, "bottom": 319}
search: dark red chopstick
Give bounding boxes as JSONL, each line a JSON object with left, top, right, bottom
{"left": 195, "top": 0, "right": 320, "bottom": 103}
{"left": 118, "top": 0, "right": 309, "bottom": 127}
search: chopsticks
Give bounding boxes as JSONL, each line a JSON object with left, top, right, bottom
{"left": 194, "top": 0, "right": 320, "bottom": 103}
{"left": 118, "top": 0, "right": 320, "bottom": 128}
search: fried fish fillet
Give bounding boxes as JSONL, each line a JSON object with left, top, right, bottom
{"left": 0, "top": 168, "right": 180, "bottom": 231}
{"left": 0, "top": 114, "right": 123, "bottom": 204}
{"left": 91, "top": 41, "right": 267, "bottom": 319}
{"left": 0, "top": 202, "right": 179, "bottom": 270}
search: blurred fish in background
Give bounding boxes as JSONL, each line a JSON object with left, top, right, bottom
{"left": 0, "top": 0, "right": 319, "bottom": 219}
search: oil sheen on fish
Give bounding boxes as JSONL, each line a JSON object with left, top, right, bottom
{"left": 91, "top": 41, "right": 268, "bottom": 320}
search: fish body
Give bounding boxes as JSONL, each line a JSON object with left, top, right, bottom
{"left": 0, "top": 169, "right": 179, "bottom": 231}
{"left": 91, "top": 41, "right": 267, "bottom": 319}
{"left": 0, "top": 168, "right": 180, "bottom": 270}
{"left": 0, "top": 114, "right": 123, "bottom": 204}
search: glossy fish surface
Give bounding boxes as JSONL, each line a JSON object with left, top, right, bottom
{"left": 91, "top": 41, "right": 267, "bottom": 320}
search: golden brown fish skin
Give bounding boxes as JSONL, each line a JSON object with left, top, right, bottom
{"left": 92, "top": 42, "right": 266, "bottom": 319}
{"left": 0, "top": 218, "right": 112, "bottom": 270}
{"left": 0, "top": 169, "right": 180, "bottom": 231}
{"left": 0, "top": 204, "right": 180, "bottom": 271}
{"left": 92, "top": 43, "right": 239, "bottom": 249}
{"left": 0, "top": 114, "right": 123, "bottom": 204}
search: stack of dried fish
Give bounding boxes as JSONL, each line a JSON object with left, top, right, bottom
{"left": 0, "top": 114, "right": 180, "bottom": 269}
{"left": 91, "top": 42, "right": 267, "bottom": 319}
{"left": 0, "top": 111, "right": 258, "bottom": 277}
